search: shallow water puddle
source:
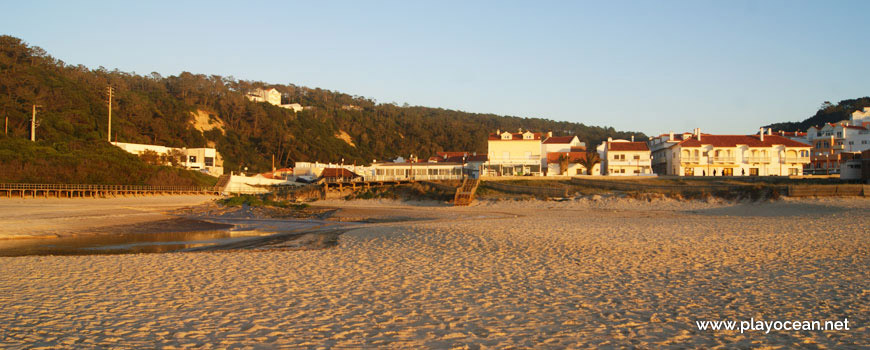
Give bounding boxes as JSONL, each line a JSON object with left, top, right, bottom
{"left": 0, "top": 230, "right": 268, "bottom": 256}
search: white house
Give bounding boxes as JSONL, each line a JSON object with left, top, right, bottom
{"left": 600, "top": 138, "right": 652, "bottom": 176}
{"left": 851, "top": 107, "right": 870, "bottom": 127}
{"left": 541, "top": 133, "right": 586, "bottom": 176}
{"left": 648, "top": 131, "right": 691, "bottom": 175}
{"left": 246, "top": 88, "right": 282, "bottom": 106}
{"left": 280, "top": 103, "right": 304, "bottom": 112}
{"left": 112, "top": 141, "right": 224, "bottom": 177}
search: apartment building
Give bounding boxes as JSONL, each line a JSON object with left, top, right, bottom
{"left": 651, "top": 128, "right": 810, "bottom": 176}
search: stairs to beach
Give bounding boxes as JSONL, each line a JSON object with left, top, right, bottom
{"left": 453, "top": 178, "right": 479, "bottom": 206}
{"left": 214, "top": 174, "right": 231, "bottom": 193}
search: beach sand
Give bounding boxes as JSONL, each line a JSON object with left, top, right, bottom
{"left": 0, "top": 196, "right": 867, "bottom": 348}
{"left": 0, "top": 195, "right": 219, "bottom": 239}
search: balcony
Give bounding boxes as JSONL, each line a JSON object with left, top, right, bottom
{"left": 744, "top": 156, "right": 770, "bottom": 163}
{"left": 783, "top": 157, "right": 810, "bottom": 164}
{"left": 711, "top": 156, "right": 735, "bottom": 163}
{"left": 608, "top": 159, "right": 651, "bottom": 166}
{"left": 680, "top": 156, "right": 701, "bottom": 164}
{"left": 489, "top": 157, "right": 541, "bottom": 165}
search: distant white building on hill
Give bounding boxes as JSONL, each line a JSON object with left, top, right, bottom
{"left": 246, "top": 87, "right": 282, "bottom": 106}
{"left": 112, "top": 141, "right": 224, "bottom": 177}
{"left": 246, "top": 87, "right": 305, "bottom": 112}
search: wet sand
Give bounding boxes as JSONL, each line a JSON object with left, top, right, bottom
{"left": 0, "top": 196, "right": 868, "bottom": 348}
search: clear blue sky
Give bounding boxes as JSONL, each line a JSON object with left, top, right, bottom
{"left": 2, "top": 0, "right": 867, "bottom": 136}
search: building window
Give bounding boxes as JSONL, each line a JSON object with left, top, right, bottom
{"left": 788, "top": 168, "right": 799, "bottom": 176}
{"left": 189, "top": 156, "right": 197, "bottom": 163}
{"left": 204, "top": 157, "right": 214, "bottom": 167}
{"left": 633, "top": 155, "right": 640, "bottom": 160}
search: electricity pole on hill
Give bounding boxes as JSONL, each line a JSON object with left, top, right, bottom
{"left": 107, "top": 86, "right": 114, "bottom": 143}
{"left": 31, "top": 104, "right": 42, "bottom": 142}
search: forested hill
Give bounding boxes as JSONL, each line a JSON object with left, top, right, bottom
{"left": 764, "top": 97, "right": 870, "bottom": 132}
{"left": 0, "top": 35, "right": 645, "bottom": 174}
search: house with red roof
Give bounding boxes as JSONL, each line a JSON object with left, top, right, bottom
{"left": 545, "top": 152, "right": 592, "bottom": 176}
{"left": 648, "top": 131, "right": 693, "bottom": 175}
{"left": 601, "top": 137, "right": 652, "bottom": 176}
{"left": 540, "top": 133, "right": 587, "bottom": 176}
{"left": 485, "top": 129, "right": 544, "bottom": 176}
{"left": 658, "top": 128, "right": 811, "bottom": 176}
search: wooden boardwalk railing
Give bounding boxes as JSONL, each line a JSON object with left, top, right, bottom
{"left": 787, "top": 184, "right": 869, "bottom": 197}
{"left": 0, "top": 183, "right": 222, "bottom": 199}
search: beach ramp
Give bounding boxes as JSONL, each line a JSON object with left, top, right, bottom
{"left": 453, "top": 178, "right": 479, "bottom": 206}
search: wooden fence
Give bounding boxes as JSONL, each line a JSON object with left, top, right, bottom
{"left": 0, "top": 183, "right": 222, "bottom": 198}
{"left": 787, "top": 184, "right": 869, "bottom": 197}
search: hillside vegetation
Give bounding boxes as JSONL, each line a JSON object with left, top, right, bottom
{"left": 0, "top": 35, "right": 645, "bottom": 181}
{"left": 765, "top": 98, "right": 870, "bottom": 132}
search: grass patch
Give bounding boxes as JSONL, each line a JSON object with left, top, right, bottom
{"left": 219, "top": 194, "right": 309, "bottom": 209}
{"left": 345, "top": 182, "right": 454, "bottom": 201}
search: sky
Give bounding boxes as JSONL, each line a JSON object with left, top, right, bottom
{"left": 1, "top": 0, "right": 868, "bottom": 136}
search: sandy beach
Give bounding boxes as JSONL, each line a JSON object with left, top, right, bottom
{"left": 0, "top": 196, "right": 219, "bottom": 240}
{"left": 0, "top": 196, "right": 867, "bottom": 348}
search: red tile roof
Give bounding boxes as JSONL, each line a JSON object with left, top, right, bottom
{"left": 844, "top": 125, "right": 867, "bottom": 130}
{"left": 776, "top": 131, "right": 807, "bottom": 137}
{"left": 466, "top": 155, "right": 488, "bottom": 162}
{"left": 679, "top": 135, "right": 810, "bottom": 148}
{"left": 546, "top": 152, "right": 586, "bottom": 163}
{"left": 319, "top": 168, "right": 360, "bottom": 178}
{"left": 442, "top": 155, "right": 488, "bottom": 163}
{"left": 607, "top": 142, "right": 649, "bottom": 151}
{"left": 436, "top": 151, "right": 470, "bottom": 158}
{"left": 488, "top": 132, "right": 543, "bottom": 140}
{"left": 542, "top": 136, "right": 576, "bottom": 144}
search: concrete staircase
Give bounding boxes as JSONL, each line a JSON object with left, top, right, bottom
{"left": 453, "top": 178, "right": 480, "bottom": 206}
{"left": 214, "top": 174, "right": 231, "bottom": 193}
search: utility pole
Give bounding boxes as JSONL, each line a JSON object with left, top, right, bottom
{"left": 31, "top": 105, "right": 42, "bottom": 142}
{"left": 4, "top": 115, "right": 7, "bottom": 136}
{"left": 107, "top": 86, "right": 114, "bottom": 143}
